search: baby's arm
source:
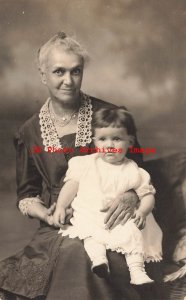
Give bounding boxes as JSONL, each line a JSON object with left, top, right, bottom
{"left": 133, "top": 166, "right": 156, "bottom": 230}
{"left": 53, "top": 179, "right": 79, "bottom": 227}
{"left": 133, "top": 193, "right": 155, "bottom": 229}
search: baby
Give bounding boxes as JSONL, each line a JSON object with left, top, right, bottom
{"left": 54, "top": 107, "right": 163, "bottom": 285}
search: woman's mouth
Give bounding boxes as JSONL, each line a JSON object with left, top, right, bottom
{"left": 61, "top": 89, "right": 74, "bottom": 93}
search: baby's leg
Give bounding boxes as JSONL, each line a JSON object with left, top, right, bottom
{"left": 125, "top": 253, "right": 154, "bottom": 285}
{"left": 84, "top": 237, "right": 109, "bottom": 278}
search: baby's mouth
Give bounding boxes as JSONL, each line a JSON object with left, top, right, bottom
{"left": 105, "top": 148, "right": 115, "bottom": 153}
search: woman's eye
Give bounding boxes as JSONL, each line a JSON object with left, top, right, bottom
{"left": 72, "top": 68, "right": 81, "bottom": 75}
{"left": 54, "top": 69, "right": 65, "bottom": 76}
{"left": 113, "top": 137, "right": 121, "bottom": 141}
{"left": 98, "top": 137, "right": 106, "bottom": 141}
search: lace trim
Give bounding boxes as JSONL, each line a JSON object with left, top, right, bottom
{"left": 0, "top": 257, "right": 50, "bottom": 296}
{"left": 0, "top": 237, "right": 62, "bottom": 298}
{"left": 39, "top": 92, "right": 93, "bottom": 151}
{"left": 106, "top": 247, "right": 162, "bottom": 263}
{"left": 75, "top": 92, "right": 93, "bottom": 147}
{"left": 19, "top": 197, "right": 44, "bottom": 216}
{"left": 39, "top": 99, "right": 61, "bottom": 151}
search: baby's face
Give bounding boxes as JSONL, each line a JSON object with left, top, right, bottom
{"left": 93, "top": 127, "right": 133, "bottom": 164}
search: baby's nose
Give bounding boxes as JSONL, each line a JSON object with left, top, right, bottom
{"left": 105, "top": 140, "right": 114, "bottom": 148}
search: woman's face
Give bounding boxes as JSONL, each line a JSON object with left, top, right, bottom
{"left": 41, "top": 45, "right": 84, "bottom": 105}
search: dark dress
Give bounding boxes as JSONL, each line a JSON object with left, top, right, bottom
{"left": 0, "top": 96, "right": 163, "bottom": 300}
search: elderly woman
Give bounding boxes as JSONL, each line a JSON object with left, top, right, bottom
{"left": 0, "top": 32, "right": 163, "bottom": 300}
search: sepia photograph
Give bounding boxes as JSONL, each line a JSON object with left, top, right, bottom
{"left": 0, "top": 0, "right": 185, "bottom": 299}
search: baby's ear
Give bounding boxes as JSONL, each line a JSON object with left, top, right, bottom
{"left": 92, "top": 136, "right": 96, "bottom": 145}
{"left": 128, "top": 135, "right": 135, "bottom": 146}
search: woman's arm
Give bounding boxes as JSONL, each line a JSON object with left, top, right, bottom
{"left": 20, "top": 199, "right": 56, "bottom": 225}
{"left": 20, "top": 179, "right": 78, "bottom": 228}
{"left": 14, "top": 128, "right": 58, "bottom": 226}
{"left": 14, "top": 129, "right": 43, "bottom": 204}
{"left": 53, "top": 179, "right": 79, "bottom": 227}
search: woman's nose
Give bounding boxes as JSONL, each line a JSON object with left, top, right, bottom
{"left": 63, "top": 72, "right": 73, "bottom": 85}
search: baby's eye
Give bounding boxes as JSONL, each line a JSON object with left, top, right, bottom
{"left": 113, "top": 137, "right": 121, "bottom": 141}
{"left": 71, "top": 68, "right": 82, "bottom": 76}
{"left": 98, "top": 137, "right": 106, "bottom": 141}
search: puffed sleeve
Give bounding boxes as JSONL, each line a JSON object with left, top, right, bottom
{"left": 14, "top": 130, "right": 42, "bottom": 206}
{"left": 135, "top": 168, "right": 156, "bottom": 199}
{"left": 64, "top": 156, "right": 88, "bottom": 183}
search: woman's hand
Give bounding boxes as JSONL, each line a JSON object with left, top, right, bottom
{"left": 25, "top": 201, "right": 59, "bottom": 226}
{"left": 133, "top": 209, "right": 146, "bottom": 230}
{"left": 100, "top": 190, "right": 138, "bottom": 230}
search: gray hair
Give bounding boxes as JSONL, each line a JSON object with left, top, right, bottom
{"left": 38, "top": 32, "right": 89, "bottom": 71}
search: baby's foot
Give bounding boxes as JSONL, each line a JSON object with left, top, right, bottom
{"left": 130, "top": 270, "right": 154, "bottom": 285}
{"left": 91, "top": 258, "right": 110, "bottom": 278}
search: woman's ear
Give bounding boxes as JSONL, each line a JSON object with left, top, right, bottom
{"left": 39, "top": 68, "right": 47, "bottom": 85}
{"left": 128, "top": 135, "right": 135, "bottom": 147}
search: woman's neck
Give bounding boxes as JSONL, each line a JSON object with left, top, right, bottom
{"left": 50, "top": 96, "right": 81, "bottom": 116}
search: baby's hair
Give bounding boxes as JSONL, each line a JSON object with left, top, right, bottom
{"left": 92, "top": 106, "right": 137, "bottom": 136}
{"left": 38, "top": 31, "right": 89, "bottom": 71}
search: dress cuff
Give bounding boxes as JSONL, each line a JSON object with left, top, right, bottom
{"left": 18, "top": 196, "right": 44, "bottom": 216}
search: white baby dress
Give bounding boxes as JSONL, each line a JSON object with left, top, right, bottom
{"left": 59, "top": 154, "right": 162, "bottom": 262}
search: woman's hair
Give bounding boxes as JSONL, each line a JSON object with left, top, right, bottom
{"left": 38, "top": 31, "right": 89, "bottom": 71}
{"left": 92, "top": 107, "right": 137, "bottom": 136}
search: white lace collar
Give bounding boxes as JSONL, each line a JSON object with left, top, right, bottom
{"left": 39, "top": 92, "right": 93, "bottom": 151}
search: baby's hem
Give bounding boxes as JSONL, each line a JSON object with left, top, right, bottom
{"left": 105, "top": 245, "right": 162, "bottom": 263}
{"left": 58, "top": 231, "right": 162, "bottom": 263}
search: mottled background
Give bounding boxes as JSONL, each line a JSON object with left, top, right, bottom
{"left": 0, "top": 0, "right": 186, "bottom": 258}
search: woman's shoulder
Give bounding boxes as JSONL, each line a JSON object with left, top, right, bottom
{"left": 15, "top": 112, "right": 40, "bottom": 143}
{"left": 20, "top": 113, "right": 39, "bottom": 130}
{"left": 89, "top": 95, "right": 125, "bottom": 111}
{"left": 19, "top": 113, "right": 39, "bottom": 132}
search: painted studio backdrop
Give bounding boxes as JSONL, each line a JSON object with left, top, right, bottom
{"left": 0, "top": 0, "right": 186, "bottom": 258}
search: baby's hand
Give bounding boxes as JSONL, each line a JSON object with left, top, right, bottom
{"left": 53, "top": 206, "right": 66, "bottom": 228}
{"left": 133, "top": 209, "right": 146, "bottom": 230}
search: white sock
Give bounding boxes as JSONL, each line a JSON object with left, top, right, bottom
{"left": 125, "top": 253, "right": 154, "bottom": 285}
{"left": 84, "top": 237, "right": 109, "bottom": 277}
